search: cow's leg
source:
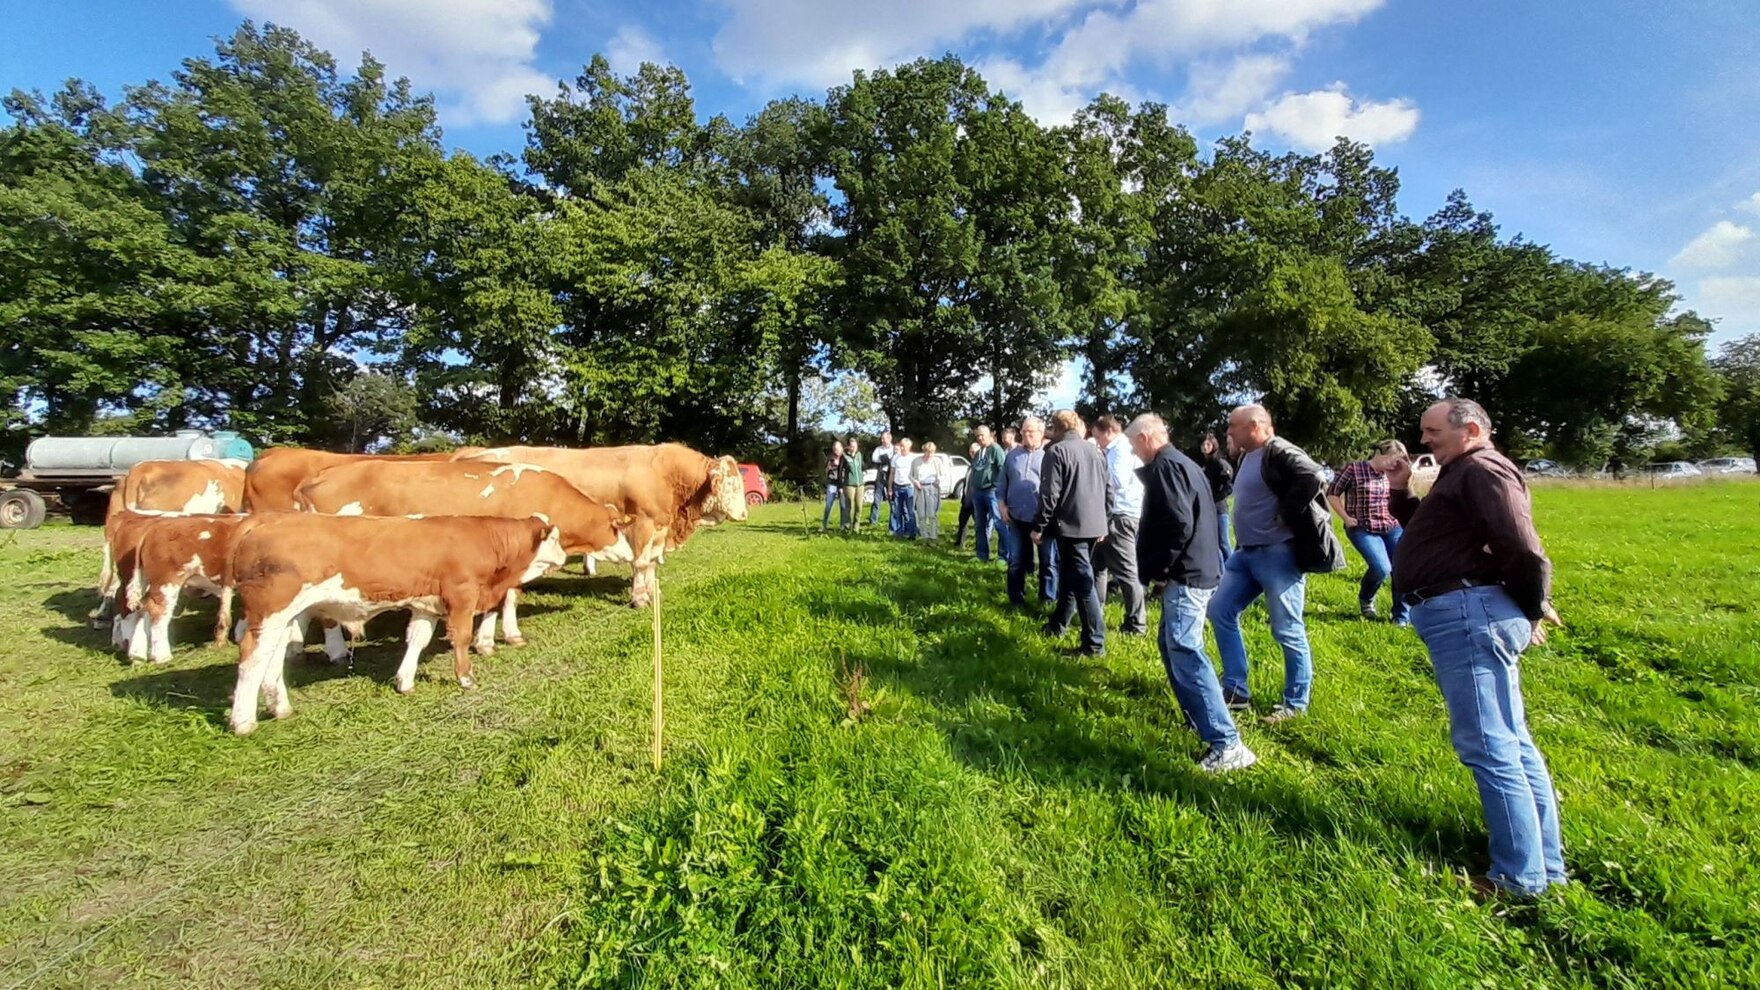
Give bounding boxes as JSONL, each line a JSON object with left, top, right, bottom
{"left": 501, "top": 588, "right": 525, "bottom": 646}
{"left": 322, "top": 620, "right": 351, "bottom": 664}
{"left": 90, "top": 541, "right": 116, "bottom": 625}
{"left": 122, "top": 610, "right": 149, "bottom": 658}
{"left": 630, "top": 562, "right": 657, "bottom": 608}
{"left": 213, "top": 584, "right": 234, "bottom": 648}
{"left": 232, "top": 619, "right": 288, "bottom": 735}
{"left": 148, "top": 582, "right": 181, "bottom": 664}
{"left": 583, "top": 554, "right": 597, "bottom": 576}
{"left": 395, "top": 614, "right": 437, "bottom": 695}
{"left": 446, "top": 604, "right": 478, "bottom": 690}
{"left": 264, "top": 625, "right": 293, "bottom": 721}
{"left": 473, "top": 611, "right": 497, "bottom": 657}
{"left": 284, "top": 613, "right": 310, "bottom": 663}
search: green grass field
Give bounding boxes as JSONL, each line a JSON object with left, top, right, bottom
{"left": 2, "top": 483, "right": 1758, "bottom": 988}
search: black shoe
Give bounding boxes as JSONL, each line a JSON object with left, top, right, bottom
{"left": 1040, "top": 624, "right": 1067, "bottom": 639}
{"left": 1119, "top": 626, "right": 1148, "bottom": 637}
{"left": 1224, "top": 691, "right": 1251, "bottom": 712}
{"left": 1359, "top": 601, "right": 1379, "bottom": 620}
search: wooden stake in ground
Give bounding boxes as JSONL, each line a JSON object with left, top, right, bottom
{"left": 651, "top": 582, "right": 663, "bottom": 770}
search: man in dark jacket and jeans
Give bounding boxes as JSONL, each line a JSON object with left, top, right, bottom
{"left": 1131, "top": 413, "right": 1256, "bottom": 773}
{"left": 1035, "top": 410, "right": 1114, "bottom": 656}
{"left": 1207, "top": 404, "right": 1344, "bottom": 723}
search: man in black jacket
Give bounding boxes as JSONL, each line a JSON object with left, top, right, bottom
{"left": 1207, "top": 404, "right": 1344, "bottom": 724}
{"left": 1130, "top": 414, "right": 1256, "bottom": 773}
{"left": 1034, "top": 410, "right": 1114, "bottom": 656}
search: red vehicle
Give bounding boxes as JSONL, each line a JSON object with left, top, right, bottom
{"left": 737, "top": 463, "right": 770, "bottom": 505}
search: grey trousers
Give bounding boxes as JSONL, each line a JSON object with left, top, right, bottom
{"left": 1095, "top": 514, "right": 1147, "bottom": 633}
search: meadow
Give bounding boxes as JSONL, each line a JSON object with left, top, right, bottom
{"left": 1, "top": 482, "right": 1757, "bottom": 989}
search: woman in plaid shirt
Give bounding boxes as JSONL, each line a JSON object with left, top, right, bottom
{"left": 1327, "top": 440, "right": 1411, "bottom": 625}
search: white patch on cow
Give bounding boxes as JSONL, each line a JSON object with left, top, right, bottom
{"left": 403, "top": 514, "right": 426, "bottom": 519}
{"left": 500, "top": 588, "right": 524, "bottom": 644}
{"left": 490, "top": 463, "right": 545, "bottom": 482}
{"left": 150, "top": 582, "right": 181, "bottom": 663}
{"left": 521, "top": 527, "right": 568, "bottom": 583}
{"left": 479, "top": 483, "right": 495, "bottom": 498}
{"left": 584, "top": 555, "right": 597, "bottom": 576}
{"left": 219, "top": 458, "right": 248, "bottom": 469}
{"left": 180, "top": 480, "right": 226, "bottom": 515}
{"left": 397, "top": 614, "right": 438, "bottom": 694}
{"left": 473, "top": 611, "right": 498, "bottom": 655}
{"left": 199, "top": 531, "right": 212, "bottom": 540}
{"left": 463, "top": 473, "right": 481, "bottom": 480}
{"left": 588, "top": 530, "right": 636, "bottom": 564}
{"left": 336, "top": 501, "right": 364, "bottom": 516}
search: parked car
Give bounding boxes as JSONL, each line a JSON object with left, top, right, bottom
{"left": 737, "top": 463, "right": 770, "bottom": 504}
{"left": 1646, "top": 461, "right": 1703, "bottom": 480}
{"left": 1696, "top": 457, "right": 1757, "bottom": 475}
{"left": 1407, "top": 453, "right": 1441, "bottom": 497}
{"left": 1523, "top": 459, "right": 1572, "bottom": 478}
{"left": 861, "top": 454, "right": 970, "bottom": 504}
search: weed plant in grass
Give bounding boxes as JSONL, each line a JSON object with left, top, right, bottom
{"left": 1, "top": 483, "right": 1757, "bottom": 988}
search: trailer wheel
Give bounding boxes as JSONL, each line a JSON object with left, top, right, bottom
{"left": 0, "top": 489, "right": 47, "bottom": 530}
{"left": 67, "top": 490, "right": 108, "bottom": 526}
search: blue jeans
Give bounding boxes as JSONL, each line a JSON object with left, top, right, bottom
{"left": 891, "top": 483, "right": 917, "bottom": 538}
{"left": 1006, "top": 519, "right": 1057, "bottom": 606}
{"left": 1158, "top": 584, "right": 1238, "bottom": 751}
{"left": 821, "top": 484, "right": 839, "bottom": 529}
{"left": 870, "top": 482, "right": 886, "bottom": 526}
{"left": 1207, "top": 541, "right": 1312, "bottom": 710}
{"left": 972, "top": 489, "right": 1002, "bottom": 562}
{"left": 1216, "top": 500, "right": 1233, "bottom": 565}
{"left": 1048, "top": 537, "right": 1105, "bottom": 652}
{"left": 1347, "top": 525, "right": 1407, "bottom": 622}
{"left": 1410, "top": 585, "right": 1566, "bottom": 896}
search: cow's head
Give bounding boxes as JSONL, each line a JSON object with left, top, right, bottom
{"left": 700, "top": 455, "right": 748, "bottom": 523}
{"left": 586, "top": 505, "right": 638, "bottom": 564}
{"left": 521, "top": 520, "right": 569, "bottom": 583}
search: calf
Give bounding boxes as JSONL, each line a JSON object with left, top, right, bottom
{"left": 109, "top": 513, "right": 250, "bottom": 663}
{"left": 226, "top": 514, "right": 566, "bottom": 735}
{"left": 294, "top": 460, "right": 634, "bottom": 650}
{"left": 93, "top": 459, "right": 246, "bottom": 623}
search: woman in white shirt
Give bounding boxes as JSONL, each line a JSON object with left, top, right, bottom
{"left": 912, "top": 441, "right": 949, "bottom": 541}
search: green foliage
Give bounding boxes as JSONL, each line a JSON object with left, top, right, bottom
{"left": 1712, "top": 334, "right": 1760, "bottom": 460}
{"left": 0, "top": 21, "right": 1730, "bottom": 460}
{"left": 323, "top": 369, "right": 418, "bottom": 452}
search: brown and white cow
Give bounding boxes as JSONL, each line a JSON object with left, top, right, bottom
{"left": 458, "top": 443, "right": 747, "bottom": 607}
{"left": 293, "top": 460, "right": 635, "bottom": 649}
{"left": 93, "top": 459, "right": 247, "bottom": 622}
{"left": 226, "top": 514, "right": 567, "bottom": 735}
{"left": 108, "top": 512, "right": 251, "bottom": 663}
{"left": 242, "top": 448, "right": 454, "bottom": 512}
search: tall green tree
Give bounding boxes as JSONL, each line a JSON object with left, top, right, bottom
{"left": 1712, "top": 334, "right": 1760, "bottom": 462}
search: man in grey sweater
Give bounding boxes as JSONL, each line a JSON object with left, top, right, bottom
{"left": 1034, "top": 409, "right": 1115, "bottom": 656}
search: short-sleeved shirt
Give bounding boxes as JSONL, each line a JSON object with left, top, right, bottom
{"left": 1327, "top": 460, "right": 1396, "bottom": 534}
{"left": 1231, "top": 448, "right": 1292, "bottom": 547}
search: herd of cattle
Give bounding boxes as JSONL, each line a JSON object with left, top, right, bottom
{"left": 88, "top": 444, "right": 749, "bottom": 734}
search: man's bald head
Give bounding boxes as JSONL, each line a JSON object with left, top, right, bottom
{"left": 1227, "top": 403, "right": 1275, "bottom": 453}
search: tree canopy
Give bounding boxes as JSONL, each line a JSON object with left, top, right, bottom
{"left": 1, "top": 22, "right": 1734, "bottom": 471}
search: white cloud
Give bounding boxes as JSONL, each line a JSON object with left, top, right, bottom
{"left": 229, "top": 0, "right": 554, "bottom": 125}
{"left": 607, "top": 26, "right": 667, "bottom": 75}
{"left": 1243, "top": 84, "right": 1419, "bottom": 151}
{"left": 711, "top": 0, "right": 1383, "bottom": 94}
{"left": 978, "top": 56, "right": 1123, "bottom": 125}
{"left": 1697, "top": 275, "right": 1760, "bottom": 316}
{"left": 1670, "top": 220, "right": 1754, "bottom": 269}
{"left": 1176, "top": 53, "right": 1290, "bottom": 125}
{"left": 1739, "top": 191, "right": 1760, "bottom": 215}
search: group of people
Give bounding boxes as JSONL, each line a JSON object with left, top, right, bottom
{"left": 822, "top": 396, "right": 1567, "bottom": 900}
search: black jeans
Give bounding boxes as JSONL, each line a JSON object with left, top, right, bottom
{"left": 1048, "top": 536, "right": 1105, "bottom": 653}
{"left": 1006, "top": 519, "right": 1057, "bottom": 606}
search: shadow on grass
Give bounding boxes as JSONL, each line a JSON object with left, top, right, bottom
{"left": 825, "top": 554, "right": 1490, "bottom": 878}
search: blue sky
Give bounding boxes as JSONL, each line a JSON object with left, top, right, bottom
{"left": 7, "top": 0, "right": 1760, "bottom": 389}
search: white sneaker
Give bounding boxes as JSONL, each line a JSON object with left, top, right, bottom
{"left": 1199, "top": 742, "right": 1258, "bottom": 774}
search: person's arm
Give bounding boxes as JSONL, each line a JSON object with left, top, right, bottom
{"left": 998, "top": 453, "right": 1013, "bottom": 524}
{"left": 1385, "top": 458, "right": 1420, "bottom": 526}
{"left": 1463, "top": 463, "right": 1553, "bottom": 622}
{"left": 1273, "top": 440, "right": 1327, "bottom": 502}
{"left": 1326, "top": 494, "right": 1354, "bottom": 527}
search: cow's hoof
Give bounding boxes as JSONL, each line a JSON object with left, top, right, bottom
{"left": 458, "top": 676, "right": 477, "bottom": 690}
{"left": 232, "top": 719, "right": 257, "bottom": 736}
{"left": 474, "top": 643, "right": 496, "bottom": 658}
{"left": 505, "top": 636, "right": 526, "bottom": 648}
{"left": 396, "top": 681, "right": 415, "bottom": 696}
{"left": 151, "top": 656, "right": 171, "bottom": 666}
{"left": 272, "top": 702, "right": 293, "bottom": 720}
